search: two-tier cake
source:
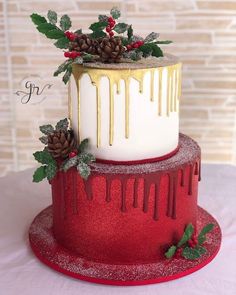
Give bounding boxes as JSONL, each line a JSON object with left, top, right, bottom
{"left": 29, "top": 8, "right": 221, "bottom": 285}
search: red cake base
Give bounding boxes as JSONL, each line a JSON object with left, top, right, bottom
{"left": 29, "top": 206, "right": 221, "bottom": 286}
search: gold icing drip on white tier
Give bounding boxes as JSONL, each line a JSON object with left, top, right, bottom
{"left": 72, "top": 63, "right": 182, "bottom": 147}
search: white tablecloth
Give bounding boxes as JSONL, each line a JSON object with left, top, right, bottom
{"left": 0, "top": 164, "right": 236, "bottom": 295}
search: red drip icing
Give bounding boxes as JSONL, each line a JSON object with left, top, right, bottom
{"left": 198, "top": 159, "right": 201, "bottom": 181}
{"left": 85, "top": 177, "right": 93, "bottom": 200}
{"left": 181, "top": 168, "right": 185, "bottom": 186}
{"left": 167, "top": 172, "right": 178, "bottom": 219}
{"left": 143, "top": 178, "right": 151, "bottom": 213}
{"left": 60, "top": 172, "right": 66, "bottom": 219}
{"left": 72, "top": 172, "right": 78, "bottom": 214}
{"left": 188, "top": 164, "right": 194, "bottom": 195}
{"left": 133, "top": 178, "right": 139, "bottom": 208}
{"left": 153, "top": 176, "right": 161, "bottom": 220}
{"left": 106, "top": 176, "right": 113, "bottom": 202}
{"left": 120, "top": 177, "right": 127, "bottom": 212}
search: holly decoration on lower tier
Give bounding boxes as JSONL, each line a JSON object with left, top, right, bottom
{"left": 30, "top": 7, "right": 172, "bottom": 84}
{"left": 165, "top": 223, "right": 215, "bottom": 260}
{"left": 33, "top": 118, "right": 95, "bottom": 183}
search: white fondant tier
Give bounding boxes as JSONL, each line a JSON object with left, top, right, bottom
{"left": 70, "top": 55, "right": 181, "bottom": 161}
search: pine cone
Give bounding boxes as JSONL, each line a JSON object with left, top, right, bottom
{"left": 70, "top": 34, "right": 96, "bottom": 54}
{"left": 96, "top": 37, "right": 125, "bottom": 63}
{"left": 47, "top": 130, "right": 76, "bottom": 159}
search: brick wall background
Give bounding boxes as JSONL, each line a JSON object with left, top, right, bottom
{"left": 0, "top": 0, "right": 236, "bottom": 177}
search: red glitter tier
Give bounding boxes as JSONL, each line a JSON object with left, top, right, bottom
{"left": 51, "top": 134, "right": 201, "bottom": 264}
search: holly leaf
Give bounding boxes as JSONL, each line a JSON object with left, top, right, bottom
{"left": 45, "top": 162, "right": 57, "bottom": 180}
{"left": 39, "top": 136, "right": 48, "bottom": 145}
{"left": 144, "top": 32, "right": 159, "bottom": 42}
{"left": 73, "top": 56, "right": 83, "bottom": 64}
{"left": 45, "top": 29, "right": 65, "bottom": 39}
{"left": 39, "top": 124, "right": 54, "bottom": 135}
{"left": 151, "top": 44, "right": 163, "bottom": 57}
{"left": 89, "top": 21, "right": 107, "bottom": 32}
{"left": 113, "top": 23, "right": 128, "bottom": 34}
{"left": 77, "top": 162, "right": 91, "bottom": 180}
{"left": 33, "top": 166, "right": 46, "bottom": 182}
{"left": 127, "top": 25, "right": 133, "bottom": 41}
{"left": 124, "top": 50, "right": 142, "bottom": 61}
{"left": 110, "top": 7, "right": 121, "bottom": 19}
{"left": 139, "top": 43, "right": 163, "bottom": 58}
{"left": 198, "top": 223, "right": 214, "bottom": 245}
{"left": 78, "top": 152, "right": 95, "bottom": 164}
{"left": 82, "top": 53, "right": 93, "bottom": 62}
{"left": 30, "top": 13, "right": 47, "bottom": 26}
{"left": 177, "top": 224, "right": 194, "bottom": 247}
{"left": 165, "top": 245, "right": 177, "bottom": 259}
{"left": 78, "top": 138, "right": 89, "bottom": 152}
{"left": 53, "top": 59, "right": 73, "bottom": 76}
{"left": 90, "top": 30, "right": 106, "bottom": 39}
{"left": 33, "top": 150, "right": 55, "bottom": 165}
{"left": 62, "top": 65, "right": 72, "bottom": 84}
{"left": 47, "top": 10, "right": 57, "bottom": 25}
{"left": 62, "top": 156, "right": 78, "bottom": 172}
{"left": 60, "top": 14, "right": 71, "bottom": 31}
{"left": 196, "top": 246, "right": 207, "bottom": 255}
{"left": 55, "top": 118, "right": 69, "bottom": 131}
{"left": 182, "top": 247, "right": 201, "bottom": 260}
{"left": 98, "top": 15, "right": 109, "bottom": 22}
{"left": 54, "top": 37, "right": 69, "bottom": 49}
{"left": 37, "top": 23, "right": 57, "bottom": 34}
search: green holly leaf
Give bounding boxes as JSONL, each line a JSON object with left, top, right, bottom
{"left": 139, "top": 43, "right": 163, "bottom": 58}
{"left": 151, "top": 44, "right": 163, "bottom": 57}
{"left": 30, "top": 13, "right": 47, "bottom": 26}
{"left": 77, "top": 162, "right": 91, "bottom": 180}
{"left": 37, "top": 23, "right": 57, "bottom": 34}
{"left": 110, "top": 7, "right": 121, "bottom": 19}
{"left": 78, "top": 138, "right": 89, "bottom": 152}
{"left": 182, "top": 247, "right": 201, "bottom": 260}
{"left": 125, "top": 50, "right": 142, "bottom": 61}
{"left": 82, "top": 53, "right": 93, "bottom": 62}
{"left": 55, "top": 118, "right": 69, "bottom": 131}
{"left": 127, "top": 25, "right": 133, "bottom": 41}
{"left": 45, "top": 162, "right": 57, "bottom": 180}
{"left": 90, "top": 30, "right": 106, "bottom": 39}
{"left": 177, "top": 224, "right": 194, "bottom": 247}
{"left": 33, "top": 150, "right": 55, "bottom": 165}
{"left": 53, "top": 59, "right": 73, "bottom": 76}
{"left": 33, "top": 166, "right": 47, "bottom": 182}
{"left": 54, "top": 37, "right": 69, "bottom": 49}
{"left": 78, "top": 152, "right": 95, "bottom": 164}
{"left": 62, "top": 65, "right": 72, "bottom": 84}
{"left": 144, "top": 32, "right": 159, "bottom": 43}
{"left": 39, "top": 136, "right": 48, "bottom": 145}
{"left": 39, "top": 124, "right": 54, "bottom": 135}
{"left": 195, "top": 246, "right": 207, "bottom": 255}
{"left": 113, "top": 23, "right": 128, "bottom": 34}
{"left": 45, "top": 29, "right": 64, "bottom": 39}
{"left": 98, "top": 15, "right": 109, "bottom": 22}
{"left": 198, "top": 223, "right": 214, "bottom": 245}
{"left": 62, "top": 156, "right": 78, "bottom": 172}
{"left": 165, "top": 245, "right": 177, "bottom": 259}
{"left": 89, "top": 21, "right": 107, "bottom": 32}
{"left": 73, "top": 56, "right": 83, "bottom": 64}
{"left": 47, "top": 10, "right": 57, "bottom": 25}
{"left": 60, "top": 14, "right": 71, "bottom": 31}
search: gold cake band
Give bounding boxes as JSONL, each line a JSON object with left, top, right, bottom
{"left": 69, "top": 63, "right": 182, "bottom": 147}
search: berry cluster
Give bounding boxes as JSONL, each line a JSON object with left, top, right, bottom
{"left": 105, "top": 16, "right": 116, "bottom": 37}
{"left": 65, "top": 31, "right": 77, "bottom": 41}
{"left": 188, "top": 234, "right": 198, "bottom": 248}
{"left": 64, "top": 51, "right": 81, "bottom": 59}
{"left": 126, "top": 40, "right": 144, "bottom": 51}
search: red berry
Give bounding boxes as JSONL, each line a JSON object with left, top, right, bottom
{"left": 69, "top": 150, "right": 78, "bottom": 158}
{"left": 64, "top": 51, "right": 70, "bottom": 58}
{"left": 175, "top": 248, "right": 183, "bottom": 258}
{"left": 137, "top": 40, "right": 144, "bottom": 46}
{"left": 126, "top": 44, "right": 132, "bottom": 51}
{"left": 133, "top": 42, "right": 139, "bottom": 48}
{"left": 108, "top": 16, "right": 114, "bottom": 23}
{"left": 106, "top": 26, "right": 111, "bottom": 32}
{"left": 109, "top": 31, "right": 114, "bottom": 37}
{"left": 110, "top": 20, "right": 116, "bottom": 28}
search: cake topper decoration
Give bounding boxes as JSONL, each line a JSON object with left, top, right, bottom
{"left": 33, "top": 118, "right": 95, "bottom": 182}
{"left": 30, "top": 7, "right": 172, "bottom": 84}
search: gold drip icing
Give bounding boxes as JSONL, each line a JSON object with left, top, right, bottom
{"left": 68, "top": 79, "right": 72, "bottom": 122}
{"left": 72, "top": 63, "right": 181, "bottom": 147}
